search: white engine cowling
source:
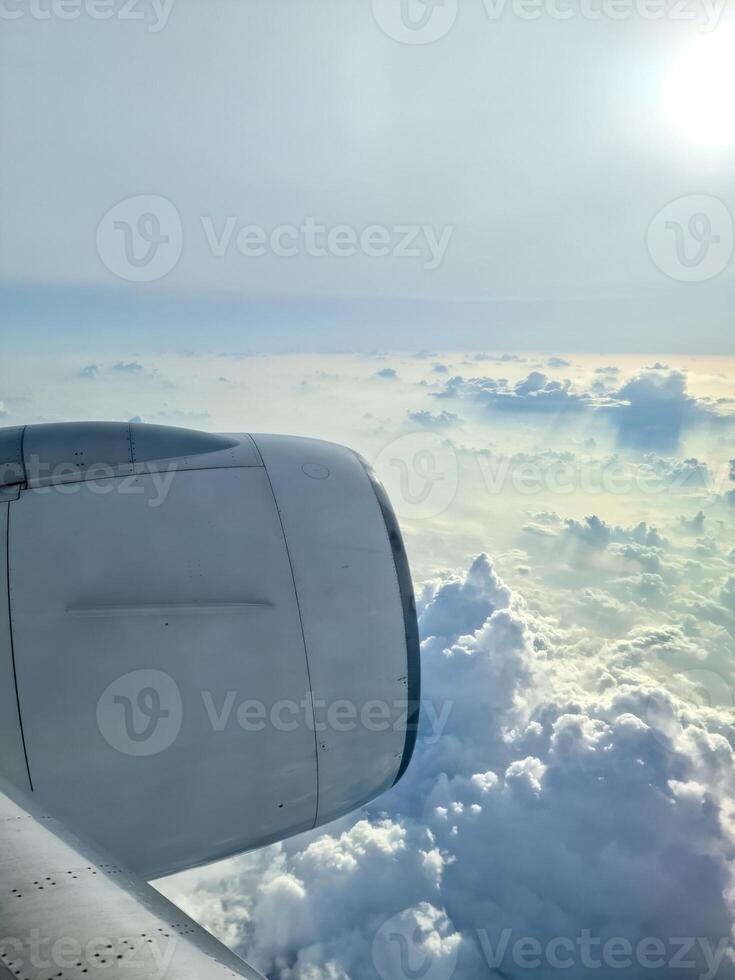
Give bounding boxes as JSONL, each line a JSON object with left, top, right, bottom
{"left": 0, "top": 423, "right": 419, "bottom": 878}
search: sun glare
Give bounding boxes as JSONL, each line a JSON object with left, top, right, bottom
{"left": 662, "top": 26, "right": 735, "bottom": 148}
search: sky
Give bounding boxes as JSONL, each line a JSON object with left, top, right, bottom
{"left": 4, "top": 3, "right": 735, "bottom": 979}
{"left": 1, "top": 0, "right": 734, "bottom": 352}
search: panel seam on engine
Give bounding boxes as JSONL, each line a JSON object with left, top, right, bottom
{"left": 18, "top": 424, "right": 27, "bottom": 485}
{"left": 255, "top": 450, "right": 321, "bottom": 830}
{"left": 127, "top": 420, "right": 136, "bottom": 464}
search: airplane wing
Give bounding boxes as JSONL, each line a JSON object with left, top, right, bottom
{"left": 0, "top": 777, "right": 266, "bottom": 980}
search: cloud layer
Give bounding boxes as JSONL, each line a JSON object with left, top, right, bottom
{"left": 161, "top": 554, "right": 735, "bottom": 979}
{"left": 6, "top": 347, "right": 735, "bottom": 979}
{"left": 431, "top": 366, "right": 733, "bottom": 451}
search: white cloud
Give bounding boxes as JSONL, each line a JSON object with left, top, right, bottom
{"left": 430, "top": 367, "right": 735, "bottom": 453}
{"left": 406, "top": 410, "right": 460, "bottom": 430}
{"left": 161, "top": 554, "right": 735, "bottom": 979}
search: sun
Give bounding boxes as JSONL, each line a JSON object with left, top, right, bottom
{"left": 662, "top": 26, "right": 735, "bottom": 148}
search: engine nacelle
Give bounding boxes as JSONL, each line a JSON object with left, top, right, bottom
{"left": 0, "top": 423, "right": 419, "bottom": 878}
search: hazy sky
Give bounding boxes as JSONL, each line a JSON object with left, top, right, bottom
{"left": 2, "top": 0, "right": 734, "bottom": 352}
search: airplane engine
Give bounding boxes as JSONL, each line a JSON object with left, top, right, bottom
{"left": 0, "top": 422, "right": 419, "bottom": 878}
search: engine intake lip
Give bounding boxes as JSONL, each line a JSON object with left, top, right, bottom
{"left": 358, "top": 457, "right": 421, "bottom": 787}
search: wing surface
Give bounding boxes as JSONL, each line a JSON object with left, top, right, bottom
{"left": 0, "top": 778, "right": 264, "bottom": 980}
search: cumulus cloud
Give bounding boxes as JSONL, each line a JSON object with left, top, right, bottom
{"left": 418, "top": 554, "right": 510, "bottom": 641}
{"left": 564, "top": 514, "right": 613, "bottom": 549}
{"left": 472, "top": 353, "right": 524, "bottom": 363}
{"left": 561, "top": 516, "right": 665, "bottom": 553}
{"left": 375, "top": 368, "right": 398, "bottom": 380}
{"left": 680, "top": 511, "right": 707, "bottom": 535}
{"left": 111, "top": 360, "right": 145, "bottom": 375}
{"left": 152, "top": 408, "right": 211, "bottom": 424}
{"left": 613, "top": 369, "right": 700, "bottom": 452}
{"left": 406, "top": 410, "right": 460, "bottom": 430}
{"left": 431, "top": 372, "right": 592, "bottom": 413}
{"left": 76, "top": 360, "right": 170, "bottom": 386}
{"left": 644, "top": 455, "right": 711, "bottom": 492}
{"left": 430, "top": 366, "right": 734, "bottom": 451}
{"left": 162, "top": 556, "right": 735, "bottom": 980}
